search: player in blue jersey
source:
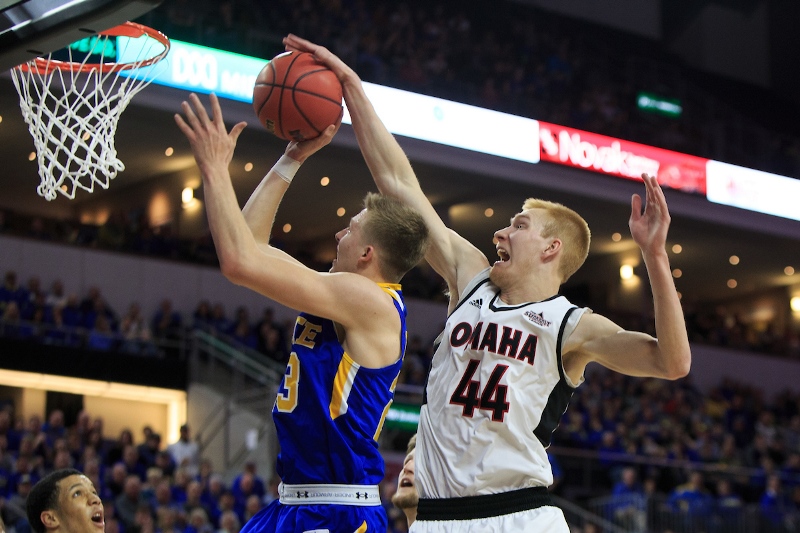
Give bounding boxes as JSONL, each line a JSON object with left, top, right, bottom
{"left": 175, "top": 93, "right": 430, "bottom": 533}
{"left": 286, "top": 34, "right": 691, "bottom": 532}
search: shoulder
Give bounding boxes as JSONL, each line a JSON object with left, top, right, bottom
{"left": 571, "top": 312, "right": 621, "bottom": 339}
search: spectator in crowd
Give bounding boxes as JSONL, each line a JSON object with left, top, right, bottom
{"left": 106, "top": 463, "right": 128, "bottom": 500}
{"left": 761, "top": 474, "right": 791, "bottom": 531}
{"left": 254, "top": 309, "right": 287, "bottom": 364}
{"left": 151, "top": 299, "right": 182, "bottom": 342}
{"left": 230, "top": 464, "right": 264, "bottom": 504}
{"left": 106, "top": 430, "right": 134, "bottom": 467}
{"left": 241, "top": 495, "right": 261, "bottom": 525}
{"left": 185, "top": 507, "right": 212, "bottom": 533}
{"left": 138, "top": 434, "right": 162, "bottom": 469}
{"left": 80, "top": 288, "right": 117, "bottom": 332}
{"left": 3, "top": 472, "right": 33, "bottom": 531}
{"left": 120, "top": 303, "right": 157, "bottom": 356}
{"left": 115, "top": 475, "right": 144, "bottom": 531}
{"left": 122, "top": 445, "right": 147, "bottom": 481}
{"left": 0, "top": 271, "right": 26, "bottom": 313}
{"left": 167, "top": 426, "right": 200, "bottom": 478}
{"left": 669, "top": 471, "right": 714, "bottom": 526}
{"left": 229, "top": 308, "right": 257, "bottom": 351}
{"left": 209, "top": 304, "right": 231, "bottom": 335}
{"left": 42, "top": 411, "right": 65, "bottom": 447}
{"left": 192, "top": 301, "right": 212, "bottom": 331}
{"left": 181, "top": 481, "right": 207, "bottom": 523}
{"left": 216, "top": 510, "right": 240, "bottom": 533}
{"left": 610, "top": 467, "right": 646, "bottom": 531}
{"left": 86, "top": 314, "right": 117, "bottom": 351}
{"left": 44, "top": 280, "right": 67, "bottom": 310}
{"left": 715, "top": 478, "right": 743, "bottom": 528}
{"left": 156, "top": 506, "right": 181, "bottom": 533}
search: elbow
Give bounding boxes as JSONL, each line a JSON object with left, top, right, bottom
{"left": 664, "top": 352, "right": 692, "bottom": 380}
{"left": 219, "top": 253, "right": 247, "bottom": 285}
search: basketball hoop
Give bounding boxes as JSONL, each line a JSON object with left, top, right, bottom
{"left": 10, "top": 22, "right": 170, "bottom": 201}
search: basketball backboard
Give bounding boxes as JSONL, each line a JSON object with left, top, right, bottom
{"left": 0, "top": 0, "right": 163, "bottom": 71}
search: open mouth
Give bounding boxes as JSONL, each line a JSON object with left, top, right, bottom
{"left": 399, "top": 478, "right": 414, "bottom": 488}
{"left": 496, "top": 248, "right": 510, "bottom": 262}
{"left": 91, "top": 511, "right": 104, "bottom": 525}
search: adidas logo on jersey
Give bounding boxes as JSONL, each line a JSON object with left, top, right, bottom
{"left": 469, "top": 298, "right": 483, "bottom": 308}
{"left": 524, "top": 310, "right": 551, "bottom": 327}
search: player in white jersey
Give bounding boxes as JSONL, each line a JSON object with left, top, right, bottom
{"left": 285, "top": 34, "right": 692, "bottom": 532}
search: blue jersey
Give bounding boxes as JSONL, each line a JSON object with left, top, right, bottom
{"left": 272, "top": 283, "right": 407, "bottom": 486}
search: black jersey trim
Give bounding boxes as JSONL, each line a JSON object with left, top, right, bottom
{"left": 417, "top": 487, "right": 552, "bottom": 521}
{"left": 555, "top": 306, "right": 578, "bottom": 381}
{"left": 488, "top": 292, "right": 561, "bottom": 312}
{"left": 532, "top": 307, "right": 579, "bottom": 448}
{"left": 449, "top": 275, "right": 492, "bottom": 317}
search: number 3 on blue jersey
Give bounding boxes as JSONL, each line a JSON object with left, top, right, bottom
{"left": 276, "top": 352, "right": 300, "bottom": 412}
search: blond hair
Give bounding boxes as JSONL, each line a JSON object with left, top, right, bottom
{"left": 521, "top": 198, "right": 590, "bottom": 283}
{"left": 406, "top": 433, "right": 417, "bottom": 455}
{"left": 362, "top": 193, "right": 430, "bottom": 282}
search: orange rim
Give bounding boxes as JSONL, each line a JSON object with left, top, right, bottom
{"left": 17, "top": 21, "right": 170, "bottom": 74}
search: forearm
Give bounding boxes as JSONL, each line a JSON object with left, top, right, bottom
{"left": 342, "top": 76, "right": 419, "bottom": 197}
{"left": 199, "top": 162, "right": 259, "bottom": 276}
{"left": 644, "top": 250, "right": 691, "bottom": 378}
{"left": 241, "top": 157, "right": 298, "bottom": 244}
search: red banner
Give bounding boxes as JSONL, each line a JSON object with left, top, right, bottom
{"left": 538, "top": 122, "right": 708, "bottom": 195}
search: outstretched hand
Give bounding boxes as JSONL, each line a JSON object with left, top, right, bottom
{"left": 175, "top": 93, "right": 247, "bottom": 175}
{"left": 283, "top": 34, "right": 356, "bottom": 85}
{"left": 629, "top": 173, "right": 671, "bottom": 255}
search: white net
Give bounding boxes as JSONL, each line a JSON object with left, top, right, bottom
{"left": 10, "top": 25, "right": 169, "bottom": 201}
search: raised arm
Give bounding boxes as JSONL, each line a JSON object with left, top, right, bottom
{"left": 564, "top": 174, "right": 691, "bottom": 381}
{"left": 283, "top": 34, "right": 489, "bottom": 302}
{"left": 175, "top": 94, "right": 399, "bottom": 366}
{"left": 242, "top": 122, "right": 339, "bottom": 261}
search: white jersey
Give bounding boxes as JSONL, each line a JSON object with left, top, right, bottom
{"left": 416, "top": 268, "right": 588, "bottom": 498}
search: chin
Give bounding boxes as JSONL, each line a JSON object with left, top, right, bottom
{"left": 489, "top": 264, "right": 507, "bottom": 288}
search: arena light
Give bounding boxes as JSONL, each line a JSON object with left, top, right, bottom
{"left": 791, "top": 296, "right": 800, "bottom": 312}
{"left": 0, "top": 369, "right": 186, "bottom": 444}
{"left": 181, "top": 187, "right": 194, "bottom": 205}
{"left": 620, "top": 264, "right": 634, "bottom": 280}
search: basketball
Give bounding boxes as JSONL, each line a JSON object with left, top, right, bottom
{"left": 253, "top": 51, "right": 343, "bottom": 142}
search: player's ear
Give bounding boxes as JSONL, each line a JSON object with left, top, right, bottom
{"left": 41, "top": 510, "right": 59, "bottom": 530}
{"left": 542, "top": 238, "right": 561, "bottom": 260}
{"left": 360, "top": 245, "right": 374, "bottom": 261}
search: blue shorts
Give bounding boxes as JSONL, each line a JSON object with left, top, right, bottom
{"left": 240, "top": 499, "right": 387, "bottom": 533}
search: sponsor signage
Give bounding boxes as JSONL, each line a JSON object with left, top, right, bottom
{"left": 538, "top": 122, "right": 708, "bottom": 195}
{"left": 706, "top": 160, "right": 800, "bottom": 222}
{"left": 384, "top": 403, "right": 420, "bottom": 431}
{"left": 122, "top": 40, "right": 540, "bottom": 163}
{"left": 637, "top": 92, "right": 682, "bottom": 118}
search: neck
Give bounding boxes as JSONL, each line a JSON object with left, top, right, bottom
{"left": 498, "top": 277, "right": 560, "bottom": 305}
{"left": 405, "top": 509, "right": 416, "bottom": 526}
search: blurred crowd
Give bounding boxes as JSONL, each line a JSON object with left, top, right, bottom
{"left": 0, "top": 373, "right": 797, "bottom": 532}
{"left": 0, "top": 409, "right": 279, "bottom": 533}
{"left": 145, "top": 0, "right": 800, "bottom": 180}
{"left": 0, "top": 210, "right": 800, "bottom": 362}
{"left": 554, "top": 368, "right": 800, "bottom": 532}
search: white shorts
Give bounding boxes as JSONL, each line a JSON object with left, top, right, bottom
{"left": 409, "top": 505, "right": 569, "bottom": 532}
